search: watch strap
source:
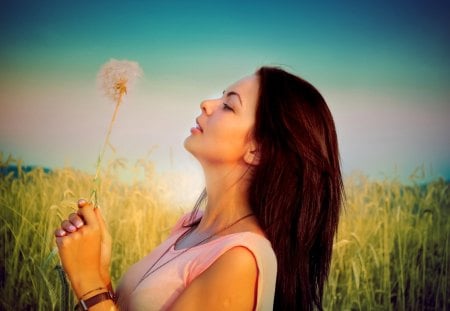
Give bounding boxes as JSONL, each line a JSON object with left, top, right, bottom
{"left": 75, "top": 291, "right": 114, "bottom": 310}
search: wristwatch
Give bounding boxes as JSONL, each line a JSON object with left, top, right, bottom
{"left": 75, "top": 290, "right": 115, "bottom": 310}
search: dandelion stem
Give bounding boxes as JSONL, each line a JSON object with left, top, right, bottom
{"left": 89, "top": 59, "right": 142, "bottom": 207}
{"left": 90, "top": 91, "right": 124, "bottom": 207}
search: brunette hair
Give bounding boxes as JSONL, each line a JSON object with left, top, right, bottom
{"left": 249, "top": 67, "right": 344, "bottom": 310}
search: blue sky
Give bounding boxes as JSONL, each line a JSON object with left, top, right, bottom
{"left": 1, "top": 0, "right": 449, "bottom": 183}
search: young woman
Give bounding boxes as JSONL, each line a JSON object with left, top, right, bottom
{"left": 55, "top": 67, "right": 343, "bottom": 310}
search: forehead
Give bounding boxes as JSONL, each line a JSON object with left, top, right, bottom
{"left": 226, "top": 74, "right": 259, "bottom": 107}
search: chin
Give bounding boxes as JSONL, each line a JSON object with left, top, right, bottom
{"left": 184, "top": 137, "right": 205, "bottom": 163}
{"left": 183, "top": 136, "right": 194, "bottom": 154}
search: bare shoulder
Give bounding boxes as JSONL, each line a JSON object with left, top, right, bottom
{"left": 170, "top": 246, "right": 258, "bottom": 310}
{"left": 215, "top": 245, "right": 258, "bottom": 267}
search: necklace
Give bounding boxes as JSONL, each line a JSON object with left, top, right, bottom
{"left": 131, "top": 212, "right": 254, "bottom": 293}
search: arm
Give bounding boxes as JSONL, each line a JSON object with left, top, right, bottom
{"left": 169, "top": 246, "right": 258, "bottom": 311}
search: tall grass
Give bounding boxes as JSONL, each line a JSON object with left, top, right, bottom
{"left": 325, "top": 171, "right": 449, "bottom": 310}
{"left": 1, "top": 156, "right": 448, "bottom": 310}
{"left": 0, "top": 155, "right": 183, "bottom": 310}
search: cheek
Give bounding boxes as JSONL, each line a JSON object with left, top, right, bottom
{"left": 210, "top": 122, "right": 250, "bottom": 145}
{"left": 209, "top": 126, "right": 253, "bottom": 159}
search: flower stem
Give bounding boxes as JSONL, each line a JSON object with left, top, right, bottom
{"left": 90, "top": 91, "right": 124, "bottom": 207}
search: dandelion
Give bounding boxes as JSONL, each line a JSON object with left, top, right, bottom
{"left": 91, "top": 59, "right": 143, "bottom": 206}
{"left": 97, "top": 58, "right": 143, "bottom": 102}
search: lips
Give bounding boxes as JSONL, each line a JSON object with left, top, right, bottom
{"left": 195, "top": 118, "right": 204, "bottom": 132}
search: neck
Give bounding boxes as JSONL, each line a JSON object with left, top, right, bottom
{"left": 197, "top": 161, "right": 253, "bottom": 233}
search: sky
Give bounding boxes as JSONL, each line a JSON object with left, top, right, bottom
{"left": 1, "top": 0, "right": 449, "bottom": 189}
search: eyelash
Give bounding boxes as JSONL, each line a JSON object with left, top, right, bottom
{"left": 222, "top": 103, "right": 234, "bottom": 112}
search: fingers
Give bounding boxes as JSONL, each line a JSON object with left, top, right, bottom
{"left": 61, "top": 219, "right": 77, "bottom": 232}
{"left": 77, "top": 199, "right": 99, "bottom": 227}
{"left": 69, "top": 213, "right": 85, "bottom": 229}
{"left": 55, "top": 212, "right": 85, "bottom": 236}
{"left": 78, "top": 198, "right": 88, "bottom": 208}
{"left": 54, "top": 199, "right": 90, "bottom": 238}
{"left": 55, "top": 228, "right": 67, "bottom": 237}
{"left": 54, "top": 198, "right": 103, "bottom": 239}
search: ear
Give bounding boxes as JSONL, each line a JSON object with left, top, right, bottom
{"left": 244, "top": 141, "right": 260, "bottom": 166}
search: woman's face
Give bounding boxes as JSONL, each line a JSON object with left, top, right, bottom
{"left": 184, "top": 74, "right": 259, "bottom": 166}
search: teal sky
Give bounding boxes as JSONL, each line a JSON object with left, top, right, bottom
{"left": 1, "top": 0, "right": 449, "bottom": 186}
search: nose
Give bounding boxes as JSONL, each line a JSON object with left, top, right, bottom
{"left": 200, "top": 99, "right": 216, "bottom": 116}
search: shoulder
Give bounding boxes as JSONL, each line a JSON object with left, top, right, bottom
{"left": 220, "top": 232, "right": 277, "bottom": 271}
{"left": 171, "top": 233, "right": 277, "bottom": 310}
{"left": 170, "top": 245, "right": 258, "bottom": 310}
{"left": 193, "top": 232, "right": 277, "bottom": 277}
{"left": 208, "top": 244, "right": 259, "bottom": 276}
{"left": 216, "top": 233, "right": 278, "bottom": 309}
{"left": 201, "top": 245, "right": 258, "bottom": 281}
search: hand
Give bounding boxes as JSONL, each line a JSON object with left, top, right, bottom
{"left": 55, "top": 199, "right": 112, "bottom": 297}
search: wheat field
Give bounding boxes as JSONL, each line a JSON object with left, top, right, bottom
{"left": 0, "top": 155, "right": 448, "bottom": 310}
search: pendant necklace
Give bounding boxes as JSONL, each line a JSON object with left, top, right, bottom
{"left": 131, "top": 212, "right": 254, "bottom": 293}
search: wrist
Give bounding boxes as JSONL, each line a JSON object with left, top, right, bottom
{"left": 100, "top": 271, "right": 111, "bottom": 287}
{"left": 75, "top": 290, "right": 115, "bottom": 311}
{"left": 72, "top": 277, "right": 107, "bottom": 300}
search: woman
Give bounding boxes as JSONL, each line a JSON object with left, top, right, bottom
{"left": 55, "top": 67, "right": 343, "bottom": 310}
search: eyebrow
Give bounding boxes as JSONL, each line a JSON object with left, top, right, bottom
{"left": 223, "top": 90, "right": 243, "bottom": 106}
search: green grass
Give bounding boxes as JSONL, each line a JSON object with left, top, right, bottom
{"left": 1, "top": 156, "right": 448, "bottom": 310}
{"left": 325, "top": 172, "right": 449, "bottom": 310}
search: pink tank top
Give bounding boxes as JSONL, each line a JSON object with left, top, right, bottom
{"left": 116, "top": 212, "right": 277, "bottom": 310}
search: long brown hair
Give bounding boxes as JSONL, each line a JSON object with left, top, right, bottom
{"left": 248, "top": 67, "right": 344, "bottom": 310}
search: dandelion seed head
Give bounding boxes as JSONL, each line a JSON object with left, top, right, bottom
{"left": 97, "top": 59, "right": 143, "bottom": 102}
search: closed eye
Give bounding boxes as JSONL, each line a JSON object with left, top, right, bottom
{"left": 222, "top": 103, "right": 234, "bottom": 112}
